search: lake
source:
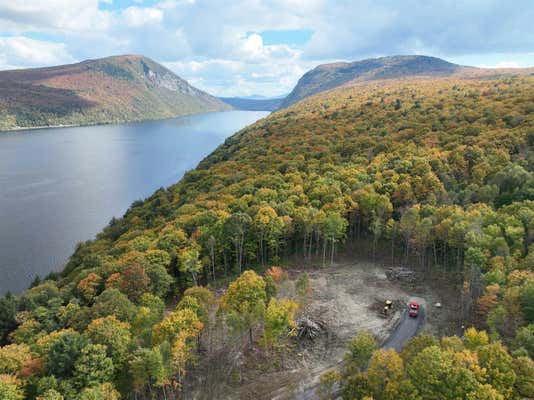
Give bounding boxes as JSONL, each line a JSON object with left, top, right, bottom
{"left": 0, "top": 111, "right": 269, "bottom": 295}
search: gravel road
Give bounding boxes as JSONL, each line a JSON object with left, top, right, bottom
{"left": 290, "top": 302, "right": 426, "bottom": 400}
{"left": 382, "top": 302, "right": 425, "bottom": 351}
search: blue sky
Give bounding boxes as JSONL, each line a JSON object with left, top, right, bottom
{"left": 258, "top": 29, "right": 314, "bottom": 46}
{"left": 0, "top": 0, "right": 533, "bottom": 97}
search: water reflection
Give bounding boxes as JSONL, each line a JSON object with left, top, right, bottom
{"left": 0, "top": 111, "right": 268, "bottom": 294}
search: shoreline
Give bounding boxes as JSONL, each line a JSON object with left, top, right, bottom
{"left": 1, "top": 123, "right": 86, "bottom": 132}
{"left": 0, "top": 109, "right": 269, "bottom": 295}
{"left": 0, "top": 107, "right": 240, "bottom": 133}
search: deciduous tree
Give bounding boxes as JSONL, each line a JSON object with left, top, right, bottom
{"left": 221, "top": 270, "right": 266, "bottom": 347}
{"left": 263, "top": 297, "right": 298, "bottom": 350}
{"left": 344, "top": 331, "right": 378, "bottom": 374}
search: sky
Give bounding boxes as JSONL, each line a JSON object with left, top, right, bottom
{"left": 0, "top": 0, "right": 533, "bottom": 97}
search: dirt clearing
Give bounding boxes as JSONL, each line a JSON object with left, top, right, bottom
{"left": 187, "top": 258, "right": 462, "bottom": 400}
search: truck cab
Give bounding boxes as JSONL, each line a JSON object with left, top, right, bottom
{"left": 408, "top": 301, "right": 420, "bottom": 317}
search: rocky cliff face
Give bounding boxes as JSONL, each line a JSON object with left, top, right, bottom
{"left": 0, "top": 55, "right": 231, "bottom": 130}
{"left": 141, "top": 58, "right": 196, "bottom": 95}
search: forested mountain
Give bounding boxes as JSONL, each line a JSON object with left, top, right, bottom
{"left": 0, "top": 70, "right": 533, "bottom": 399}
{"left": 0, "top": 55, "right": 231, "bottom": 130}
{"left": 279, "top": 55, "right": 533, "bottom": 108}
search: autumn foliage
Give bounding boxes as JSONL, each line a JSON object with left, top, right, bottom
{"left": 265, "top": 266, "right": 286, "bottom": 283}
{"left": 0, "top": 73, "right": 532, "bottom": 398}
{"left": 339, "top": 329, "right": 532, "bottom": 400}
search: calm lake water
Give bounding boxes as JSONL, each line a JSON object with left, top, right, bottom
{"left": 0, "top": 111, "right": 268, "bottom": 295}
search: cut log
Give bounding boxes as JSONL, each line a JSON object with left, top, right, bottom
{"left": 385, "top": 267, "right": 417, "bottom": 282}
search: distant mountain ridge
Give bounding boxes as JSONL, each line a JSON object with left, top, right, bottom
{"left": 279, "top": 55, "right": 467, "bottom": 109}
{"left": 240, "top": 94, "right": 287, "bottom": 100}
{"left": 219, "top": 96, "right": 284, "bottom": 111}
{"left": 0, "top": 55, "right": 231, "bottom": 131}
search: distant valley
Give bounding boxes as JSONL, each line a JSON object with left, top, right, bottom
{"left": 0, "top": 55, "right": 231, "bottom": 131}
{"left": 219, "top": 95, "right": 285, "bottom": 111}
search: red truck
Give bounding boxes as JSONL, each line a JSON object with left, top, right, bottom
{"left": 409, "top": 301, "right": 420, "bottom": 317}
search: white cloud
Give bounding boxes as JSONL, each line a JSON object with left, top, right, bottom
{"left": 122, "top": 6, "right": 164, "bottom": 27}
{"left": 477, "top": 61, "right": 521, "bottom": 68}
{"left": 486, "top": 61, "right": 521, "bottom": 69}
{"left": 156, "top": 0, "right": 196, "bottom": 8}
{"left": 0, "top": 0, "right": 533, "bottom": 96}
{"left": 0, "top": 36, "right": 75, "bottom": 70}
{"left": 241, "top": 34, "right": 264, "bottom": 59}
{"left": 0, "top": 0, "right": 110, "bottom": 33}
{"left": 231, "top": 33, "right": 301, "bottom": 64}
{"left": 165, "top": 56, "right": 310, "bottom": 97}
{"left": 302, "top": 1, "right": 534, "bottom": 60}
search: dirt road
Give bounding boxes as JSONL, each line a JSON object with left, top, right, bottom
{"left": 381, "top": 304, "right": 425, "bottom": 351}
{"left": 287, "top": 303, "right": 425, "bottom": 400}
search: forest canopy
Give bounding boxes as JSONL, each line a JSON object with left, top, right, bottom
{"left": 0, "top": 73, "right": 533, "bottom": 399}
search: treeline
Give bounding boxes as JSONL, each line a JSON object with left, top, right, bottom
{"left": 0, "top": 74, "right": 532, "bottom": 398}
{"left": 0, "top": 267, "right": 297, "bottom": 399}
{"left": 324, "top": 329, "right": 533, "bottom": 400}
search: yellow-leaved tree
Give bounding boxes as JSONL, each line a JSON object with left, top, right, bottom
{"left": 263, "top": 297, "right": 298, "bottom": 352}
{"left": 221, "top": 270, "right": 266, "bottom": 347}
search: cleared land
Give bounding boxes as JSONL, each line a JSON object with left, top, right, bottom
{"left": 187, "top": 258, "right": 461, "bottom": 400}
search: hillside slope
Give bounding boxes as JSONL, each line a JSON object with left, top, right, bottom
{"left": 279, "top": 55, "right": 533, "bottom": 108}
{"left": 0, "top": 55, "right": 231, "bottom": 130}
{"left": 62, "top": 71, "right": 533, "bottom": 341}
{"left": 0, "top": 71, "right": 532, "bottom": 398}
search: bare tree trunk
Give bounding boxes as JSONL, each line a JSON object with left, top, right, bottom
{"left": 443, "top": 243, "right": 447, "bottom": 270}
{"left": 208, "top": 239, "right": 216, "bottom": 282}
{"left": 223, "top": 250, "right": 228, "bottom": 277}
{"left": 391, "top": 233, "right": 395, "bottom": 267}
{"left": 212, "top": 258, "right": 216, "bottom": 282}
{"left": 372, "top": 237, "right": 377, "bottom": 264}
{"left": 302, "top": 232, "right": 308, "bottom": 262}
{"left": 419, "top": 249, "right": 425, "bottom": 268}
{"left": 240, "top": 234, "right": 246, "bottom": 273}
{"left": 259, "top": 235, "right": 264, "bottom": 267}
{"left": 330, "top": 238, "right": 335, "bottom": 265}
{"left": 210, "top": 249, "right": 215, "bottom": 281}
{"left": 405, "top": 239, "right": 410, "bottom": 266}
{"left": 322, "top": 238, "right": 327, "bottom": 267}
{"left": 235, "top": 241, "right": 240, "bottom": 274}
{"left": 308, "top": 233, "right": 313, "bottom": 261}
